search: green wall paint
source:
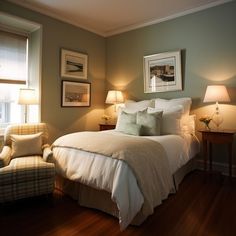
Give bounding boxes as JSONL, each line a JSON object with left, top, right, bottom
{"left": 1, "top": 0, "right": 106, "bottom": 142}
{"left": 106, "top": 1, "right": 236, "bottom": 107}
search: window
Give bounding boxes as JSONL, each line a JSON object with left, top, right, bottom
{"left": 0, "top": 30, "right": 28, "bottom": 133}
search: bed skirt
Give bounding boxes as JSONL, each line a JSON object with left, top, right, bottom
{"left": 55, "top": 157, "right": 196, "bottom": 226}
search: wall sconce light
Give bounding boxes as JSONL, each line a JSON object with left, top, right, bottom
{"left": 203, "top": 85, "right": 230, "bottom": 128}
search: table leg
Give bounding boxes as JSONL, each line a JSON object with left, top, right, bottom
{"left": 209, "top": 142, "right": 212, "bottom": 171}
{"left": 203, "top": 139, "right": 207, "bottom": 171}
{"left": 228, "top": 143, "right": 232, "bottom": 178}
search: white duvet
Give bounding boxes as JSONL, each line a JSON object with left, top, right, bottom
{"left": 52, "top": 130, "right": 199, "bottom": 230}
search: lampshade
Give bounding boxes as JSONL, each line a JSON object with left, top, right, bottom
{"left": 18, "top": 88, "right": 38, "bottom": 105}
{"left": 105, "top": 90, "right": 124, "bottom": 104}
{"left": 203, "top": 85, "right": 230, "bottom": 103}
{"left": 203, "top": 85, "right": 230, "bottom": 129}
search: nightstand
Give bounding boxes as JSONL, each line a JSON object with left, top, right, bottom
{"left": 99, "top": 124, "right": 116, "bottom": 131}
{"left": 198, "top": 129, "right": 236, "bottom": 177}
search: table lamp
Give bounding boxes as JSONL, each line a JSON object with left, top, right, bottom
{"left": 203, "top": 85, "right": 230, "bottom": 128}
{"left": 105, "top": 90, "right": 124, "bottom": 111}
{"left": 18, "top": 88, "right": 38, "bottom": 123}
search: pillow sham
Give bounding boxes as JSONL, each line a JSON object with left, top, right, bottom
{"left": 11, "top": 132, "right": 43, "bottom": 158}
{"left": 137, "top": 109, "right": 163, "bottom": 136}
{"left": 148, "top": 106, "right": 183, "bottom": 135}
{"left": 116, "top": 111, "right": 137, "bottom": 131}
{"left": 154, "top": 97, "right": 192, "bottom": 115}
{"left": 124, "top": 100, "right": 153, "bottom": 113}
{"left": 118, "top": 123, "right": 142, "bottom": 136}
{"left": 180, "top": 114, "right": 196, "bottom": 135}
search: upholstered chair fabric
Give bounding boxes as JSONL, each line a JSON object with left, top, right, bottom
{"left": 0, "top": 123, "right": 55, "bottom": 203}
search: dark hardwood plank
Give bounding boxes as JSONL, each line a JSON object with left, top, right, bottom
{"left": 1, "top": 170, "right": 236, "bottom": 236}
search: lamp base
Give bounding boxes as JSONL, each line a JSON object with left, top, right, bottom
{"left": 212, "top": 112, "right": 223, "bottom": 128}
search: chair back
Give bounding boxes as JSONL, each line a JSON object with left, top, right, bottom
{"left": 4, "top": 123, "right": 48, "bottom": 147}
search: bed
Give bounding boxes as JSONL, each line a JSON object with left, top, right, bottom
{"left": 51, "top": 97, "right": 200, "bottom": 230}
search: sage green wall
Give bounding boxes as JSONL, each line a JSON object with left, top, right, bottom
{"left": 1, "top": 0, "right": 106, "bottom": 142}
{"left": 106, "top": 1, "right": 236, "bottom": 105}
{"left": 106, "top": 2, "right": 236, "bottom": 166}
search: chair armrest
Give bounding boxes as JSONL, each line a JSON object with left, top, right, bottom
{"left": 42, "top": 144, "right": 53, "bottom": 162}
{"left": 0, "top": 146, "right": 12, "bottom": 168}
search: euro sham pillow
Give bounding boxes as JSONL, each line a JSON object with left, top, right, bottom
{"left": 124, "top": 100, "right": 153, "bottom": 113}
{"left": 11, "top": 132, "right": 43, "bottom": 158}
{"left": 148, "top": 106, "right": 183, "bottom": 135}
{"left": 137, "top": 109, "right": 163, "bottom": 136}
{"left": 154, "top": 97, "right": 192, "bottom": 116}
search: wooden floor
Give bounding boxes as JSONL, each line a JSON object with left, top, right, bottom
{"left": 1, "top": 170, "right": 236, "bottom": 236}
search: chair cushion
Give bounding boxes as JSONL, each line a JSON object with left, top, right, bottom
{"left": 11, "top": 132, "right": 43, "bottom": 158}
{"left": 0, "top": 156, "right": 55, "bottom": 186}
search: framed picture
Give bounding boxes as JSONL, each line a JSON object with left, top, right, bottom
{"left": 61, "top": 49, "right": 88, "bottom": 79}
{"left": 61, "top": 80, "right": 91, "bottom": 107}
{"left": 143, "top": 51, "right": 182, "bottom": 93}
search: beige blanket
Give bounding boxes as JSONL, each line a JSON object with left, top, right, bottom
{"left": 52, "top": 131, "right": 174, "bottom": 217}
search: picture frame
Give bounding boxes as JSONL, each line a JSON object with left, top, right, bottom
{"left": 61, "top": 80, "right": 91, "bottom": 107}
{"left": 61, "top": 49, "right": 88, "bottom": 79}
{"left": 143, "top": 50, "right": 182, "bottom": 93}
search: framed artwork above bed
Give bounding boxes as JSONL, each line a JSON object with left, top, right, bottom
{"left": 143, "top": 50, "right": 182, "bottom": 93}
{"left": 61, "top": 49, "right": 88, "bottom": 80}
{"left": 61, "top": 80, "right": 91, "bottom": 107}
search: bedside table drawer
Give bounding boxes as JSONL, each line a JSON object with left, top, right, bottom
{"left": 99, "top": 124, "right": 116, "bottom": 131}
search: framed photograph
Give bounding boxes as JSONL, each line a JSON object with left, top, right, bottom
{"left": 61, "top": 49, "right": 88, "bottom": 79}
{"left": 61, "top": 80, "right": 91, "bottom": 107}
{"left": 143, "top": 51, "right": 182, "bottom": 93}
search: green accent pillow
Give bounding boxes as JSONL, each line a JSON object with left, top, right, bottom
{"left": 116, "top": 111, "right": 137, "bottom": 131}
{"left": 119, "top": 123, "right": 142, "bottom": 136}
{"left": 137, "top": 109, "right": 163, "bottom": 136}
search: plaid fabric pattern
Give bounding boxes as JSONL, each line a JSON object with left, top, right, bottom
{"left": 0, "top": 123, "right": 55, "bottom": 203}
{"left": 0, "top": 179, "right": 54, "bottom": 203}
{"left": 4, "top": 123, "right": 49, "bottom": 146}
{"left": 0, "top": 156, "right": 55, "bottom": 186}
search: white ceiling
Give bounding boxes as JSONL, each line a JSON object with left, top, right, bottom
{"left": 7, "top": 0, "right": 231, "bottom": 37}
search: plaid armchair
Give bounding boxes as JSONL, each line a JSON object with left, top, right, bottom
{"left": 0, "top": 123, "right": 55, "bottom": 203}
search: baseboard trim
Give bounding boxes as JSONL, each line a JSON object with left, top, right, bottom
{"left": 195, "top": 159, "right": 236, "bottom": 177}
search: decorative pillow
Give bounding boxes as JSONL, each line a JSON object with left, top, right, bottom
{"left": 11, "top": 132, "right": 43, "bottom": 158}
{"left": 118, "top": 123, "right": 142, "bottom": 136}
{"left": 116, "top": 111, "right": 137, "bottom": 131}
{"left": 137, "top": 109, "right": 163, "bottom": 136}
{"left": 148, "top": 106, "right": 183, "bottom": 135}
{"left": 154, "top": 97, "right": 192, "bottom": 115}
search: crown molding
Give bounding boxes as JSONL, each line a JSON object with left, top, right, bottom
{"left": 7, "top": 0, "right": 233, "bottom": 37}
{"left": 104, "top": 0, "right": 233, "bottom": 36}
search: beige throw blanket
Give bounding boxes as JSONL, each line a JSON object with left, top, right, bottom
{"left": 52, "top": 131, "right": 174, "bottom": 217}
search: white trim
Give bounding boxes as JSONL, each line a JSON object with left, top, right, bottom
{"left": 7, "top": 0, "right": 233, "bottom": 37}
{"left": 195, "top": 159, "right": 236, "bottom": 177}
{"left": 0, "top": 11, "right": 41, "bottom": 33}
{"left": 6, "top": 1, "right": 103, "bottom": 36}
{"left": 105, "top": 0, "right": 233, "bottom": 36}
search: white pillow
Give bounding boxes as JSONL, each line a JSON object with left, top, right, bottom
{"left": 125, "top": 100, "right": 153, "bottom": 113}
{"left": 154, "top": 97, "right": 192, "bottom": 115}
{"left": 180, "top": 115, "right": 196, "bottom": 135}
{"left": 11, "top": 132, "right": 43, "bottom": 158}
{"left": 148, "top": 106, "right": 183, "bottom": 135}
